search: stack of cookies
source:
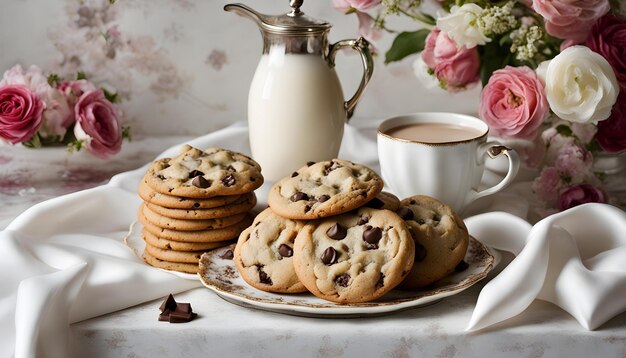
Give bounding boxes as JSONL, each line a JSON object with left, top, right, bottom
{"left": 233, "top": 159, "right": 469, "bottom": 304}
{"left": 138, "top": 145, "right": 263, "bottom": 274}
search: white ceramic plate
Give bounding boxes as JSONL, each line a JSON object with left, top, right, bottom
{"left": 124, "top": 221, "right": 200, "bottom": 281}
{"left": 198, "top": 237, "right": 499, "bottom": 317}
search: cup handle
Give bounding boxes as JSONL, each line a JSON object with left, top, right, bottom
{"left": 328, "top": 37, "right": 374, "bottom": 121}
{"left": 471, "top": 143, "right": 520, "bottom": 203}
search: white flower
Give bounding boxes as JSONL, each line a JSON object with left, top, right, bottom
{"left": 538, "top": 46, "right": 619, "bottom": 124}
{"left": 437, "top": 4, "right": 491, "bottom": 49}
{"left": 412, "top": 56, "right": 441, "bottom": 90}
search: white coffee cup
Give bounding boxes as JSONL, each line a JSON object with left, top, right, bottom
{"left": 377, "top": 113, "right": 520, "bottom": 213}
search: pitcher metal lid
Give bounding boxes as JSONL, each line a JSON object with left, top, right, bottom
{"left": 224, "top": 0, "right": 331, "bottom": 35}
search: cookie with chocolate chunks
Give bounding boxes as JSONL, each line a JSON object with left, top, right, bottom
{"left": 144, "top": 145, "right": 263, "bottom": 198}
{"left": 141, "top": 203, "right": 247, "bottom": 231}
{"left": 138, "top": 180, "right": 242, "bottom": 209}
{"left": 293, "top": 207, "right": 414, "bottom": 304}
{"left": 143, "top": 250, "right": 199, "bottom": 274}
{"left": 396, "top": 195, "right": 469, "bottom": 289}
{"left": 144, "top": 192, "right": 256, "bottom": 220}
{"left": 268, "top": 159, "right": 384, "bottom": 220}
{"left": 234, "top": 208, "right": 307, "bottom": 294}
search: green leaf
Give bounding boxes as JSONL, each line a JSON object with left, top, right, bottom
{"left": 556, "top": 124, "right": 573, "bottom": 137}
{"left": 479, "top": 41, "right": 511, "bottom": 86}
{"left": 76, "top": 71, "right": 87, "bottom": 80}
{"left": 122, "top": 126, "right": 132, "bottom": 141}
{"left": 109, "top": 0, "right": 117, "bottom": 4}
{"left": 22, "top": 133, "right": 42, "bottom": 148}
{"left": 67, "top": 139, "right": 85, "bottom": 153}
{"left": 385, "top": 29, "right": 430, "bottom": 64}
{"left": 47, "top": 74, "right": 61, "bottom": 87}
{"left": 102, "top": 88, "right": 120, "bottom": 103}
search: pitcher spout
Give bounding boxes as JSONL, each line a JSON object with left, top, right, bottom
{"left": 224, "top": 3, "right": 265, "bottom": 29}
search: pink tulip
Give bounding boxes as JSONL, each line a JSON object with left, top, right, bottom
{"left": 0, "top": 85, "right": 45, "bottom": 144}
{"left": 480, "top": 66, "right": 548, "bottom": 139}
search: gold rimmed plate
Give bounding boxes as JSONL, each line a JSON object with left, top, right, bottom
{"left": 198, "top": 236, "right": 499, "bottom": 317}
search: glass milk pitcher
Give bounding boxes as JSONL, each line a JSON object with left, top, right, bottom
{"left": 225, "top": 0, "right": 373, "bottom": 181}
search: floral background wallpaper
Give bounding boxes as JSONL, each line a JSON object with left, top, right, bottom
{"left": 0, "top": 0, "right": 479, "bottom": 136}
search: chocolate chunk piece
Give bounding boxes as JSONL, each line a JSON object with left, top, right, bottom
{"left": 158, "top": 294, "right": 197, "bottom": 323}
{"left": 222, "top": 174, "right": 236, "bottom": 187}
{"left": 376, "top": 274, "right": 385, "bottom": 288}
{"left": 365, "top": 197, "right": 384, "bottom": 209}
{"left": 290, "top": 192, "right": 309, "bottom": 202}
{"left": 396, "top": 207, "right": 414, "bottom": 221}
{"left": 321, "top": 247, "right": 338, "bottom": 265}
{"left": 169, "top": 311, "right": 197, "bottom": 323}
{"left": 193, "top": 202, "right": 200, "bottom": 208}
{"left": 363, "top": 225, "right": 382, "bottom": 245}
{"left": 157, "top": 174, "right": 166, "bottom": 180}
{"left": 323, "top": 161, "right": 342, "bottom": 175}
{"left": 219, "top": 249, "right": 234, "bottom": 260}
{"left": 318, "top": 194, "right": 330, "bottom": 202}
{"left": 226, "top": 165, "right": 236, "bottom": 172}
{"left": 278, "top": 244, "right": 293, "bottom": 258}
{"left": 258, "top": 267, "right": 273, "bottom": 285}
{"left": 188, "top": 170, "right": 204, "bottom": 179}
{"left": 326, "top": 223, "right": 347, "bottom": 240}
{"left": 335, "top": 273, "right": 350, "bottom": 287}
{"left": 357, "top": 215, "right": 369, "bottom": 226}
{"left": 159, "top": 294, "right": 177, "bottom": 313}
{"left": 192, "top": 176, "right": 211, "bottom": 188}
{"left": 306, "top": 161, "right": 315, "bottom": 166}
{"left": 415, "top": 243, "right": 427, "bottom": 262}
{"left": 291, "top": 171, "right": 299, "bottom": 177}
{"left": 455, "top": 260, "right": 469, "bottom": 272}
{"left": 304, "top": 204, "right": 312, "bottom": 213}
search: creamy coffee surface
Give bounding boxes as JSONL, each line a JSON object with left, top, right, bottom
{"left": 385, "top": 123, "right": 484, "bottom": 143}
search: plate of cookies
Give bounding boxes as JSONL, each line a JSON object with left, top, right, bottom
{"left": 198, "top": 159, "right": 499, "bottom": 317}
{"left": 126, "top": 145, "right": 264, "bottom": 278}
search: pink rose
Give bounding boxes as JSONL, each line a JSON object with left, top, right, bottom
{"left": 586, "top": 14, "right": 626, "bottom": 89}
{"left": 596, "top": 92, "right": 626, "bottom": 153}
{"left": 532, "top": 166, "right": 563, "bottom": 206}
{"left": 0, "top": 85, "right": 45, "bottom": 144}
{"left": 74, "top": 90, "right": 122, "bottom": 159}
{"left": 480, "top": 66, "right": 548, "bottom": 140}
{"left": 559, "top": 184, "right": 608, "bottom": 211}
{"left": 422, "top": 28, "right": 480, "bottom": 92}
{"left": 554, "top": 143, "right": 593, "bottom": 183}
{"left": 532, "top": 0, "right": 610, "bottom": 44}
{"left": 332, "top": 0, "right": 380, "bottom": 12}
{"left": 1, "top": 65, "right": 73, "bottom": 138}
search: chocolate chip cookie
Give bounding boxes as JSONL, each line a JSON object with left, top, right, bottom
{"left": 234, "top": 208, "right": 307, "bottom": 294}
{"left": 138, "top": 180, "right": 242, "bottom": 209}
{"left": 144, "top": 192, "right": 256, "bottom": 220}
{"left": 396, "top": 195, "right": 469, "bottom": 289}
{"left": 143, "top": 250, "right": 199, "bottom": 274}
{"left": 293, "top": 207, "right": 414, "bottom": 303}
{"left": 141, "top": 203, "right": 247, "bottom": 231}
{"left": 144, "top": 145, "right": 263, "bottom": 198}
{"left": 142, "top": 229, "right": 235, "bottom": 251}
{"left": 138, "top": 208, "right": 253, "bottom": 243}
{"left": 268, "top": 159, "right": 384, "bottom": 220}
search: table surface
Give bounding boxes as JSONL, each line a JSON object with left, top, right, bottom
{"left": 2, "top": 138, "right": 626, "bottom": 358}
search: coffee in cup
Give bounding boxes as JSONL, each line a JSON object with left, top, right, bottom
{"left": 377, "top": 113, "right": 520, "bottom": 213}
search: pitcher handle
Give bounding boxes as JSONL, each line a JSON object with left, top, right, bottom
{"left": 328, "top": 37, "right": 374, "bottom": 121}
